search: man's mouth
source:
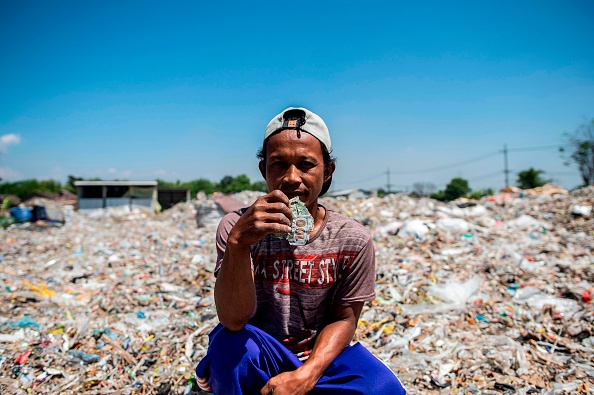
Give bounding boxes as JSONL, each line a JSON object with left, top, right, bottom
{"left": 283, "top": 191, "right": 305, "bottom": 199}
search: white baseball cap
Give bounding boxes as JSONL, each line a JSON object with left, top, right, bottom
{"left": 264, "top": 107, "right": 331, "bottom": 152}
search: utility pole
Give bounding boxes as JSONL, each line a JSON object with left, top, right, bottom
{"left": 386, "top": 168, "right": 391, "bottom": 193}
{"left": 503, "top": 144, "right": 510, "bottom": 187}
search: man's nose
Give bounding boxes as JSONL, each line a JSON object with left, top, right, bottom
{"left": 283, "top": 165, "right": 301, "bottom": 185}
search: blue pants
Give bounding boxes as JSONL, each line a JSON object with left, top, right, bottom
{"left": 196, "top": 324, "right": 406, "bottom": 395}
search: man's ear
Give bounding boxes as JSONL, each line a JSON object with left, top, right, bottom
{"left": 258, "top": 161, "right": 266, "bottom": 180}
{"left": 324, "top": 161, "right": 336, "bottom": 183}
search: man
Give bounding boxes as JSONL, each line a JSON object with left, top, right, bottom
{"left": 196, "top": 107, "right": 406, "bottom": 395}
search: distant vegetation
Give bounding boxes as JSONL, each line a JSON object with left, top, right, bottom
{"left": 561, "top": 117, "right": 594, "bottom": 186}
{"left": 0, "top": 166, "right": 571, "bottom": 205}
{"left": 0, "top": 179, "right": 64, "bottom": 200}
{"left": 432, "top": 177, "right": 477, "bottom": 202}
{"left": 516, "top": 168, "right": 550, "bottom": 190}
{"left": 0, "top": 174, "right": 267, "bottom": 202}
{"left": 156, "top": 175, "right": 267, "bottom": 197}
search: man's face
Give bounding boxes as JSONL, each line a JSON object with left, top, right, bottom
{"left": 259, "top": 129, "right": 333, "bottom": 211}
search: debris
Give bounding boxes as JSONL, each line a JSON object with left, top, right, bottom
{"left": 1, "top": 187, "right": 593, "bottom": 393}
{"left": 572, "top": 204, "right": 592, "bottom": 217}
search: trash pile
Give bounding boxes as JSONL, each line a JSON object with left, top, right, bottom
{"left": 1, "top": 186, "right": 593, "bottom": 394}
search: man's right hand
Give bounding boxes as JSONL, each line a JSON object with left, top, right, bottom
{"left": 228, "top": 190, "right": 294, "bottom": 248}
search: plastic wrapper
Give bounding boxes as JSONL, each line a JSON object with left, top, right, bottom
{"left": 274, "top": 197, "right": 314, "bottom": 246}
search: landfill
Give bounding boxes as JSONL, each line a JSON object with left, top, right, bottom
{"left": 0, "top": 185, "right": 593, "bottom": 394}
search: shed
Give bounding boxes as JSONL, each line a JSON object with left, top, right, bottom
{"left": 158, "top": 188, "right": 190, "bottom": 210}
{"left": 74, "top": 181, "right": 158, "bottom": 211}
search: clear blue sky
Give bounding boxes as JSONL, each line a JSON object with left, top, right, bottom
{"left": 1, "top": 1, "right": 593, "bottom": 192}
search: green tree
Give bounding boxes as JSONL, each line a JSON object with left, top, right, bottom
{"left": 220, "top": 174, "right": 252, "bottom": 193}
{"left": 156, "top": 179, "right": 176, "bottom": 188}
{"left": 561, "top": 118, "right": 594, "bottom": 186}
{"left": 251, "top": 181, "right": 268, "bottom": 192}
{"left": 441, "top": 177, "right": 471, "bottom": 201}
{"left": 65, "top": 175, "right": 83, "bottom": 193}
{"left": 0, "top": 179, "right": 63, "bottom": 201}
{"left": 516, "top": 168, "right": 549, "bottom": 189}
{"left": 187, "top": 178, "right": 216, "bottom": 196}
{"left": 218, "top": 176, "right": 234, "bottom": 193}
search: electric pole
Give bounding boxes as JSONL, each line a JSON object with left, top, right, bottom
{"left": 503, "top": 144, "right": 509, "bottom": 187}
{"left": 386, "top": 168, "right": 391, "bottom": 194}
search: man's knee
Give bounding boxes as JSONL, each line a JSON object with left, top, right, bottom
{"left": 327, "top": 343, "right": 406, "bottom": 394}
{"left": 208, "top": 324, "right": 263, "bottom": 364}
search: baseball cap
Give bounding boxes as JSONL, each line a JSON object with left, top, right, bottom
{"left": 264, "top": 107, "right": 332, "bottom": 152}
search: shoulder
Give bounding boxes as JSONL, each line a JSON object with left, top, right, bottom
{"left": 220, "top": 210, "right": 242, "bottom": 226}
{"left": 217, "top": 208, "right": 247, "bottom": 235}
{"left": 323, "top": 210, "right": 372, "bottom": 245}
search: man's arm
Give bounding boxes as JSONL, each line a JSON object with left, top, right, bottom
{"left": 214, "top": 191, "right": 293, "bottom": 331}
{"left": 214, "top": 239, "right": 257, "bottom": 331}
{"left": 260, "top": 302, "right": 364, "bottom": 395}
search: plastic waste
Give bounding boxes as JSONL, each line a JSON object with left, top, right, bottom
{"left": 9, "top": 206, "right": 33, "bottom": 223}
{"left": 512, "top": 286, "right": 580, "bottom": 314}
{"left": 10, "top": 315, "right": 40, "bottom": 329}
{"left": 572, "top": 204, "right": 592, "bottom": 216}
{"left": 397, "top": 219, "right": 430, "bottom": 239}
{"left": 435, "top": 217, "right": 471, "bottom": 233}
{"left": 506, "top": 214, "right": 550, "bottom": 230}
{"left": 67, "top": 349, "right": 101, "bottom": 364}
{"left": 0, "top": 188, "right": 593, "bottom": 393}
{"left": 427, "top": 277, "right": 481, "bottom": 305}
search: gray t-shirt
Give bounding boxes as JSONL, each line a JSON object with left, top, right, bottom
{"left": 215, "top": 207, "right": 376, "bottom": 358}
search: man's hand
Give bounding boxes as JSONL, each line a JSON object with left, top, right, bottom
{"left": 228, "top": 190, "right": 293, "bottom": 247}
{"left": 260, "top": 303, "right": 364, "bottom": 394}
{"left": 260, "top": 370, "right": 316, "bottom": 395}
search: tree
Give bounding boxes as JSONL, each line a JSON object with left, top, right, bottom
{"left": 468, "top": 188, "right": 495, "bottom": 200}
{"left": 65, "top": 175, "right": 83, "bottom": 193}
{"left": 219, "top": 174, "right": 252, "bottom": 194}
{"left": 561, "top": 118, "right": 594, "bottom": 186}
{"left": 516, "top": 168, "right": 549, "bottom": 189}
{"left": 251, "top": 181, "right": 268, "bottom": 192}
{"left": 443, "top": 177, "right": 471, "bottom": 201}
{"left": 0, "top": 179, "right": 63, "bottom": 200}
{"left": 188, "top": 178, "right": 216, "bottom": 195}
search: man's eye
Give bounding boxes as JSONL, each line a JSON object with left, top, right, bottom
{"left": 300, "top": 162, "right": 316, "bottom": 170}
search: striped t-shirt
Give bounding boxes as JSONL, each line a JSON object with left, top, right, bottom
{"left": 215, "top": 207, "right": 376, "bottom": 358}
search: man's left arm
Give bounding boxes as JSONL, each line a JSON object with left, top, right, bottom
{"left": 260, "top": 301, "right": 364, "bottom": 395}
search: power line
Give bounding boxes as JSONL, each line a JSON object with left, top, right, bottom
{"left": 547, "top": 171, "right": 576, "bottom": 176}
{"left": 335, "top": 173, "right": 384, "bottom": 185}
{"left": 503, "top": 144, "right": 509, "bottom": 187}
{"left": 468, "top": 171, "right": 502, "bottom": 181}
{"left": 389, "top": 151, "right": 500, "bottom": 175}
{"left": 507, "top": 144, "right": 567, "bottom": 152}
{"left": 335, "top": 142, "right": 578, "bottom": 188}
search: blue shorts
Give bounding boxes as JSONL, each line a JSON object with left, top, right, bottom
{"left": 196, "top": 323, "right": 406, "bottom": 394}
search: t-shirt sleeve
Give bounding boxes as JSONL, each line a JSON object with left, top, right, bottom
{"left": 214, "top": 212, "right": 241, "bottom": 277}
{"left": 333, "top": 236, "right": 376, "bottom": 305}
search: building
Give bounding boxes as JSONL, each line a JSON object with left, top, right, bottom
{"left": 74, "top": 181, "right": 159, "bottom": 211}
{"left": 157, "top": 188, "right": 190, "bottom": 210}
{"left": 324, "top": 188, "right": 370, "bottom": 199}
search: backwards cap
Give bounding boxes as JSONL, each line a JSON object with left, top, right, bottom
{"left": 264, "top": 107, "right": 331, "bottom": 152}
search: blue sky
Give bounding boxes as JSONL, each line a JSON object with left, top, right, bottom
{"left": 1, "top": 1, "right": 593, "bottom": 192}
